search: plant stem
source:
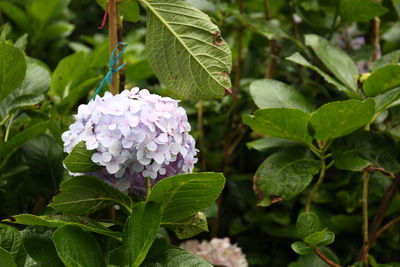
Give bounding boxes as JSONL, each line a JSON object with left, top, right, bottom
{"left": 4, "top": 113, "right": 15, "bottom": 142}
{"left": 146, "top": 177, "right": 152, "bottom": 201}
{"left": 314, "top": 249, "right": 343, "bottom": 267}
{"left": 371, "top": 17, "right": 381, "bottom": 62}
{"left": 197, "top": 100, "right": 206, "bottom": 170}
{"left": 108, "top": 0, "right": 119, "bottom": 95}
{"left": 233, "top": 0, "right": 244, "bottom": 99}
{"left": 328, "top": 0, "right": 340, "bottom": 40}
{"left": 117, "top": 12, "right": 125, "bottom": 92}
{"left": 0, "top": 115, "right": 9, "bottom": 127}
{"left": 305, "top": 158, "right": 326, "bottom": 212}
{"left": 375, "top": 216, "right": 400, "bottom": 240}
{"left": 361, "top": 171, "right": 370, "bottom": 266}
{"left": 263, "top": 0, "right": 278, "bottom": 79}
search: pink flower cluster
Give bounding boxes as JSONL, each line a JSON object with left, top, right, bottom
{"left": 62, "top": 88, "right": 198, "bottom": 194}
{"left": 180, "top": 238, "right": 248, "bottom": 267}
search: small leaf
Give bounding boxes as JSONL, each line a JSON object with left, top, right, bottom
{"left": 0, "top": 2, "right": 29, "bottom": 30}
{"left": 0, "top": 43, "right": 26, "bottom": 102}
{"left": 169, "top": 212, "right": 208, "bottom": 239}
{"left": 363, "top": 65, "right": 400, "bottom": 96}
{"left": 0, "top": 121, "right": 49, "bottom": 157}
{"left": 141, "top": 248, "right": 213, "bottom": 267}
{"left": 247, "top": 137, "right": 301, "bottom": 152}
{"left": 254, "top": 148, "right": 320, "bottom": 207}
{"left": 291, "top": 241, "right": 313, "bottom": 255}
{"left": 3, "top": 214, "right": 121, "bottom": 240}
{"left": 0, "top": 223, "right": 26, "bottom": 266}
{"left": 149, "top": 172, "right": 225, "bottom": 224}
{"left": 309, "top": 99, "right": 375, "bottom": 141}
{"left": 249, "top": 79, "right": 313, "bottom": 113}
{"left": 286, "top": 52, "right": 360, "bottom": 98}
{"left": 52, "top": 225, "right": 106, "bottom": 267}
{"left": 141, "top": 0, "right": 232, "bottom": 100}
{"left": 243, "top": 108, "right": 313, "bottom": 144}
{"left": 123, "top": 202, "right": 162, "bottom": 267}
{"left": 305, "top": 34, "right": 359, "bottom": 93}
{"left": 63, "top": 141, "right": 101, "bottom": 173}
{"left": 340, "top": 0, "right": 388, "bottom": 22}
{"left": 0, "top": 247, "right": 17, "bottom": 267}
{"left": 374, "top": 87, "right": 400, "bottom": 112}
{"left": 296, "top": 212, "right": 320, "bottom": 238}
{"left": 49, "top": 175, "right": 132, "bottom": 215}
{"left": 42, "top": 21, "right": 75, "bottom": 39}
{"left": 304, "top": 229, "right": 335, "bottom": 248}
{"left": 119, "top": 0, "right": 140, "bottom": 22}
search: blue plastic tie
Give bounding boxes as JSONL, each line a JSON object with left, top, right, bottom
{"left": 92, "top": 42, "right": 127, "bottom": 99}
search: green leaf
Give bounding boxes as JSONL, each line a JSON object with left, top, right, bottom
{"left": 296, "top": 212, "right": 320, "bottom": 238}
{"left": 305, "top": 34, "right": 359, "bottom": 92}
{"left": 331, "top": 131, "right": 400, "bottom": 172}
{"left": 363, "top": 65, "right": 400, "bottom": 97}
{"left": 254, "top": 148, "right": 320, "bottom": 207}
{"left": 49, "top": 175, "right": 132, "bottom": 215}
{"left": 140, "top": 0, "right": 232, "bottom": 100}
{"left": 21, "top": 227, "right": 64, "bottom": 267}
{"left": 50, "top": 51, "right": 91, "bottom": 99}
{"left": 107, "top": 248, "right": 129, "bottom": 267}
{"left": 0, "top": 43, "right": 27, "bottom": 102}
{"left": 309, "top": 99, "right": 375, "bottom": 141}
{"left": 0, "top": 59, "right": 51, "bottom": 117}
{"left": 304, "top": 229, "right": 335, "bottom": 248}
{"left": 169, "top": 212, "right": 208, "bottom": 239}
{"left": 119, "top": 0, "right": 140, "bottom": 22}
{"left": 291, "top": 241, "right": 313, "bottom": 255}
{"left": 0, "top": 121, "right": 49, "bottom": 157}
{"left": 0, "top": 223, "right": 26, "bottom": 266}
{"left": 340, "top": 0, "right": 388, "bottom": 22}
{"left": 123, "top": 202, "right": 162, "bottom": 267}
{"left": 243, "top": 108, "right": 313, "bottom": 144}
{"left": 3, "top": 214, "right": 121, "bottom": 240}
{"left": 0, "top": 2, "right": 29, "bottom": 30}
{"left": 63, "top": 141, "right": 101, "bottom": 173}
{"left": 52, "top": 225, "right": 106, "bottom": 267}
{"left": 29, "top": 0, "right": 70, "bottom": 24}
{"left": 141, "top": 248, "right": 213, "bottom": 267}
{"left": 371, "top": 49, "right": 400, "bottom": 71}
{"left": 246, "top": 137, "right": 301, "bottom": 152}
{"left": 42, "top": 21, "right": 75, "bottom": 40}
{"left": 0, "top": 247, "right": 17, "bottom": 267}
{"left": 249, "top": 79, "right": 313, "bottom": 113}
{"left": 149, "top": 172, "right": 225, "bottom": 224}
{"left": 286, "top": 52, "right": 359, "bottom": 98}
{"left": 374, "top": 87, "right": 400, "bottom": 112}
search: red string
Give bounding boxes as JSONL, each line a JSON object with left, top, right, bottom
{"left": 98, "top": 1, "right": 110, "bottom": 30}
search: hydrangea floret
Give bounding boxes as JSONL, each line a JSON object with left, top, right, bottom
{"left": 61, "top": 87, "right": 198, "bottom": 194}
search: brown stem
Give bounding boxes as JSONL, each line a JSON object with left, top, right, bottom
{"left": 361, "top": 171, "right": 370, "bottom": 266}
{"left": 375, "top": 216, "right": 400, "bottom": 240}
{"left": 233, "top": 0, "right": 244, "bottom": 99}
{"left": 371, "top": 17, "right": 381, "bottom": 62}
{"left": 117, "top": 13, "right": 125, "bottom": 92}
{"left": 197, "top": 100, "right": 206, "bottom": 171}
{"left": 108, "top": 0, "right": 119, "bottom": 95}
{"left": 314, "top": 249, "right": 343, "bottom": 267}
{"left": 263, "top": 0, "right": 279, "bottom": 79}
{"left": 358, "top": 174, "right": 400, "bottom": 260}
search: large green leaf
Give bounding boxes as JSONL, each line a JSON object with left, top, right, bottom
{"left": 0, "top": 59, "right": 51, "bottom": 117}
{"left": 63, "top": 141, "right": 101, "bottom": 173}
{"left": 374, "top": 87, "right": 400, "bottom": 112}
{"left": 49, "top": 175, "right": 132, "bottom": 215}
{"left": 21, "top": 227, "right": 64, "bottom": 267}
{"left": 363, "top": 65, "right": 400, "bottom": 97}
{"left": 331, "top": 131, "right": 400, "bottom": 172}
{"left": 142, "top": 248, "right": 213, "bottom": 267}
{"left": 243, "top": 108, "right": 313, "bottom": 144}
{"left": 286, "top": 52, "right": 360, "bottom": 98}
{"left": 123, "top": 202, "right": 162, "bottom": 267}
{"left": 3, "top": 214, "right": 121, "bottom": 239}
{"left": 52, "top": 225, "right": 106, "bottom": 267}
{"left": 254, "top": 148, "right": 320, "bottom": 207}
{"left": 148, "top": 172, "right": 225, "bottom": 224}
{"left": 305, "top": 34, "right": 359, "bottom": 93}
{"left": 140, "top": 0, "right": 232, "bottom": 100}
{"left": 309, "top": 99, "right": 375, "bottom": 141}
{"left": 0, "top": 121, "right": 49, "bottom": 157}
{"left": 29, "top": 0, "right": 70, "bottom": 24}
{"left": 0, "top": 223, "right": 26, "bottom": 266}
{"left": 0, "top": 43, "right": 26, "bottom": 102}
{"left": 249, "top": 79, "right": 313, "bottom": 113}
{"left": 0, "top": 247, "right": 17, "bottom": 267}
{"left": 340, "top": 0, "right": 388, "bottom": 22}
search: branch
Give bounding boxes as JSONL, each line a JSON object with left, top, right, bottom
{"left": 371, "top": 17, "right": 381, "bottom": 62}
{"left": 117, "top": 12, "right": 125, "bottom": 92}
{"left": 360, "top": 171, "right": 370, "bottom": 266}
{"left": 108, "top": 0, "right": 119, "bottom": 95}
{"left": 233, "top": 0, "right": 244, "bottom": 99}
{"left": 314, "top": 249, "right": 342, "bottom": 267}
{"left": 375, "top": 216, "right": 400, "bottom": 240}
{"left": 305, "top": 158, "right": 326, "bottom": 212}
{"left": 197, "top": 100, "right": 206, "bottom": 170}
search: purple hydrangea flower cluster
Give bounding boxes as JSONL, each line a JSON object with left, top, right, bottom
{"left": 61, "top": 87, "right": 198, "bottom": 194}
